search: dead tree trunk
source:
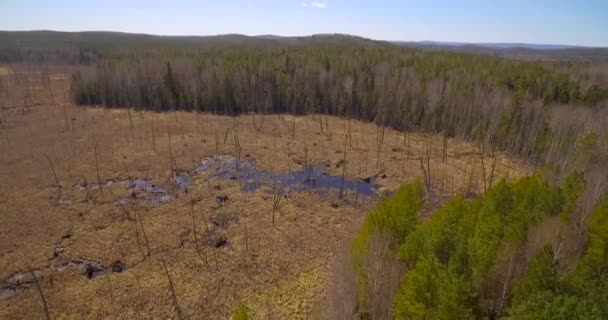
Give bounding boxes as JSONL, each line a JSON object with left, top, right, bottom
{"left": 292, "top": 113, "right": 296, "bottom": 139}
{"left": 348, "top": 118, "right": 352, "bottom": 149}
{"left": 376, "top": 125, "right": 385, "bottom": 169}
{"left": 151, "top": 124, "right": 157, "bottom": 153}
{"left": 168, "top": 131, "right": 176, "bottom": 178}
{"left": 272, "top": 180, "right": 282, "bottom": 226}
{"left": 480, "top": 143, "right": 488, "bottom": 194}
{"left": 488, "top": 146, "right": 498, "bottom": 190}
{"left": 161, "top": 260, "right": 183, "bottom": 320}
{"left": 190, "top": 200, "right": 209, "bottom": 268}
{"left": 442, "top": 133, "right": 448, "bottom": 163}
{"left": 127, "top": 109, "right": 134, "bottom": 141}
{"left": 223, "top": 128, "right": 230, "bottom": 144}
{"left": 29, "top": 268, "right": 51, "bottom": 320}
{"left": 94, "top": 143, "right": 104, "bottom": 196}
{"left": 339, "top": 134, "right": 348, "bottom": 200}
{"left": 233, "top": 119, "right": 241, "bottom": 169}
{"left": 418, "top": 145, "right": 432, "bottom": 193}
{"left": 44, "top": 153, "right": 61, "bottom": 202}
{"left": 201, "top": 210, "right": 218, "bottom": 268}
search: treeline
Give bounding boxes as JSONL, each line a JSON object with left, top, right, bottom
{"left": 350, "top": 176, "right": 607, "bottom": 319}
{"left": 69, "top": 46, "right": 608, "bottom": 165}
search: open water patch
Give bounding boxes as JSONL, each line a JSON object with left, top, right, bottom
{"left": 72, "top": 155, "right": 382, "bottom": 207}
{"left": 194, "top": 155, "right": 378, "bottom": 196}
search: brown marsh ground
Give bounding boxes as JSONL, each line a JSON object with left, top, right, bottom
{"left": 0, "top": 70, "right": 530, "bottom": 319}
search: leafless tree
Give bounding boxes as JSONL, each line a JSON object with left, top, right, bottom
{"left": 272, "top": 180, "right": 283, "bottom": 226}
{"left": 418, "top": 145, "right": 432, "bottom": 193}
{"left": 191, "top": 200, "right": 209, "bottom": 268}
{"left": 161, "top": 260, "right": 184, "bottom": 320}
{"left": 93, "top": 142, "right": 104, "bottom": 196}
{"left": 44, "top": 153, "right": 61, "bottom": 202}
{"left": 29, "top": 268, "right": 51, "bottom": 320}
{"left": 339, "top": 133, "right": 348, "bottom": 200}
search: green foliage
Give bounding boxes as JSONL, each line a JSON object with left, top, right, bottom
{"left": 393, "top": 256, "right": 475, "bottom": 320}
{"left": 577, "top": 195, "right": 608, "bottom": 282}
{"left": 573, "top": 132, "right": 599, "bottom": 169}
{"left": 398, "top": 196, "right": 475, "bottom": 266}
{"left": 583, "top": 84, "right": 608, "bottom": 106}
{"left": 506, "top": 290, "right": 602, "bottom": 320}
{"left": 508, "top": 195, "right": 608, "bottom": 319}
{"left": 505, "top": 175, "right": 564, "bottom": 244}
{"left": 392, "top": 175, "right": 575, "bottom": 318}
{"left": 351, "top": 180, "right": 423, "bottom": 312}
{"left": 352, "top": 180, "right": 423, "bottom": 263}
{"left": 231, "top": 304, "right": 252, "bottom": 320}
{"left": 560, "top": 171, "right": 586, "bottom": 219}
{"left": 468, "top": 180, "right": 514, "bottom": 282}
{"left": 510, "top": 246, "right": 560, "bottom": 308}
{"left": 393, "top": 256, "right": 440, "bottom": 320}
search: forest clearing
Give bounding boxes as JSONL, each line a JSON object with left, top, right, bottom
{"left": 0, "top": 72, "right": 527, "bottom": 319}
{"left": 0, "top": 28, "right": 607, "bottom": 319}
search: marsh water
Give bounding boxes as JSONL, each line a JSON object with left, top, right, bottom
{"left": 72, "top": 155, "right": 381, "bottom": 206}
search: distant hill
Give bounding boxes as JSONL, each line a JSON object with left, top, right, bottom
{"left": 405, "top": 40, "right": 583, "bottom": 50}
{"left": 0, "top": 30, "right": 388, "bottom": 63}
{"left": 393, "top": 40, "right": 608, "bottom": 61}
{"left": 1, "top": 30, "right": 607, "bottom": 63}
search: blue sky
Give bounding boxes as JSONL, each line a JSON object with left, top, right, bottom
{"left": 1, "top": 0, "right": 607, "bottom": 46}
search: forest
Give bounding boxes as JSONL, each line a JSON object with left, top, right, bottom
{"left": 65, "top": 39, "right": 608, "bottom": 165}
{"left": 351, "top": 174, "right": 607, "bottom": 319}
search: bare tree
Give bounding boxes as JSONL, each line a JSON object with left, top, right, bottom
{"left": 233, "top": 118, "right": 241, "bottom": 169}
{"left": 29, "top": 268, "right": 51, "bottom": 320}
{"left": 190, "top": 200, "right": 209, "bottom": 268}
{"left": 167, "top": 130, "right": 177, "bottom": 178}
{"left": 376, "top": 125, "right": 385, "bottom": 168}
{"left": 418, "top": 145, "right": 432, "bottom": 193}
{"left": 272, "top": 180, "right": 283, "bottom": 226}
{"left": 363, "top": 234, "right": 404, "bottom": 320}
{"left": 480, "top": 142, "right": 488, "bottom": 194}
{"left": 339, "top": 133, "right": 348, "bottom": 200}
{"left": 161, "top": 260, "right": 184, "bottom": 320}
{"left": 93, "top": 143, "right": 104, "bottom": 196}
{"left": 44, "top": 153, "right": 61, "bottom": 202}
{"left": 127, "top": 108, "right": 135, "bottom": 141}
{"left": 151, "top": 124, "right": 157, "bottom": 153}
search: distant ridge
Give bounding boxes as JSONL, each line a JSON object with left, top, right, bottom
{"left": 399, "top": 40, "right": 589, "bottom": 50}
{"left": 0, "top": 30, "right": 607, "bottom": 62}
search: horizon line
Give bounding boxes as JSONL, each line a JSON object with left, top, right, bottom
{"left": 1, "top": 29, "right": 605, "bottom": 49}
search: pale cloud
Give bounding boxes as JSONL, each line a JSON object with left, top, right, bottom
{"left": 301, "top": 2, "right": 327, "bottom": 8}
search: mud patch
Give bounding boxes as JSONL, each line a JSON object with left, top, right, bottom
{"left": 0, "top": 271, "right": 40, "bottom": 299}
{"left": 0, "top": 257, "right": 129, "bottom": 300}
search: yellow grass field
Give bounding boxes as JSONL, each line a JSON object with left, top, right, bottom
{"left": 0, "top": 66, "right": 11, "bottom": 76}
{"left": 0, "top": 75, "right": 531, "bottom": 319}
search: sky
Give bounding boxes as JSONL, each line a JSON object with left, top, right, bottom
{"left": 1, "top": 0, "right": 607, "bottom": 47}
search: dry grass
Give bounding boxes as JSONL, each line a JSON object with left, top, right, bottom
{"left": 0, "top": 66, "right": 11, "bottom": 76}
{"left": 0, "top": 73, "right": 531, "bottom": 319}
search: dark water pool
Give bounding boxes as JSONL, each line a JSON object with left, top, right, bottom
{"left": 73, "top": 155, "right": 382, "bottom": 205}
{"left": 194, "top": 155, "right": 378, "bottom": 196}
